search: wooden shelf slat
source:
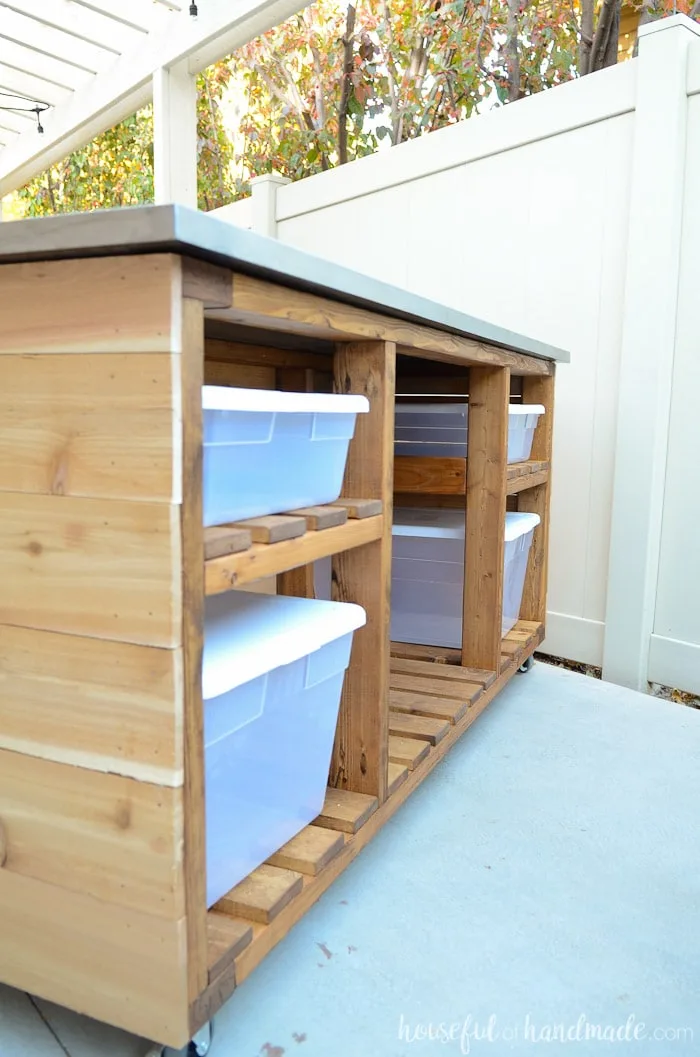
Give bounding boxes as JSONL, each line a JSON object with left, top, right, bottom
{"left": 314, "top": 788, "right": 379, "bottom": 834}
{"left": 286, "top": 505, "right": 348, "bottom": 530}
{"left": 266, "top": 825, "right": 345, "bottom": 876}
{"left": 203, "top": 526, "right": 252, "bottom": 561}
{"left": 388, "top": 734, "right": 431, "bottom": 770}
{"left": 332, "top": 497, "right": 383, "bottom": 518}
{"left": 207, "top": 913, "right": 253, "bottom": 981}
{"left": 393, "top": 456, "right": 549, "bottom": 497}
{"left": 390, "top": 688, "right": 469, "bottom": 724}
{"left": 215, "top": 865, "right": 303, "bottom": 924}
{"left": 388, "top": 710, "right": 450, "bottom": 745}
{"left": 230, "top": 514, "right": 306, "bottom": 543}
{"left": 390, "top": 671, "right": 482, "bottom": 703}
{"left": 205, "top": 514, "right": 383, "bottom": 593}
{"left": 389, "top": 655, "right": 496, "bottom": 689}
{"left": 388, "top": 761, "right": 409, "bottom": 794}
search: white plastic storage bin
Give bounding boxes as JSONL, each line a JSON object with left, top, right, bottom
{"left": 394, "top": 402, "right": 544, "bottom": 463}
{"left": 203, "top": 590, "right": 366, "bottom": 907}
{"left": 202, "top": 386, "right": 369, "bottom": 527}
{"left": 391, "top": 508, "right": 540, "bottom": 649}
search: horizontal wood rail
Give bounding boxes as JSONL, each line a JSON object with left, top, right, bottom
{"left": 393, "top": 456, "right": 549, "bottom": 497}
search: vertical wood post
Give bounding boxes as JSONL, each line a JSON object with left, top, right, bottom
{"left": 277, "top": 366, "right": 316, "bottom": 598}
{"left": 330, "top": 340, "right": 395, "bottom": 802}
{"left": 518, "top": 372, "right": 555, "bottom": 626}
{"left": 462, "top": 366, "right": 510, "bottom": 671}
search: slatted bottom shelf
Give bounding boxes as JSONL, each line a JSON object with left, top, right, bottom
{"left": 193, "top": 619, "right": 543, "bottom": 1029}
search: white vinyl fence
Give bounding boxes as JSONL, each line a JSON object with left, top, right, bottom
{"left": 213, "top": 14, "right": 700, "bottom": 695}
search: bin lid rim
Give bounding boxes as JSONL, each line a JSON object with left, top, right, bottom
{"left": 392, "top": 508, "right": 541, "bottom": 542}
{"left": 203, "top": 385, "right": 369, "bottom": 415}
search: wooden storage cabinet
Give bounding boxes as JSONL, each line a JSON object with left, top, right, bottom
{"left": 0, "top": 209, "right": 566, "bottom": 1050}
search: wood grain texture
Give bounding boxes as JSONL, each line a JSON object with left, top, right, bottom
{"left": 388, "top": 735, "right": 431, "bottom": 770}
{"left": 180, "top": 298, "right": 208, "bottom": 1002}
{"left": 0, "top": 868, "right": 189, "bottom": 1045}
{"left": 203, "top": 526, "right": 252, "bottom": 561}
{"left": 277, "top": 563, "right": 315, "bottom": 598}
{"left": 267, "top": 825, "right": 345, "bottom": 876}
{"left": 211, "top": 275, "right": 552, "bottom": 375}
{"left": 390, "top": 671, "right": 481, "bottom": 702}
{"left": 387, "top": 761, "right": 409, "bottom": 794}
{"left": 204, "top": 338, "right": 331, "bottom": 372}
{"left": 389, "top": 688, "right": 468, "bottom": 724}
{"left": 393, "top": 456, "right": 466, "bottom": 495}
{"left": 207, "top": 913, "right": 253, "bottom": 981}
{"left": 203, "top": 360, "right": 275, "bottom": 389}
{"left": 0, "top": 492, "right": 181, "bottom": 646}
{"left": 0, "top": 625, "right": 182, "bottom": 784}
{"left": 389, "top": 655, "right": 496, "bottom": 688}
{"left": 0, "top": 354, "right": 180, "bottom": 501}
{"left": 0, "top": 748, "right": 184, "bottom": 917}
{"left": 462, "top": 366, "right": 509, "bottom": 671}
{"left": 206, "top": 515, "right": 383, "bottom": 592}
{"left": 518, "top": 374, "right": 555, "bottom": 625}
{"left": 388, "top": 711, "right": 449, "bottom": 745}
{"left": 314, "top": 788, "right": 378, "bottom": 834}
{"left": 332, "top": 497, "right": 383, "bottom": 518}
{"left": 182, "top": 258, "right": 232, "bottom": 309}
{"left": 0, "top": 255, "right": 181, "bottom": 354}
{"left": 330, "top": 341, "right": 395, "bottom": 801}
{"left": 215, "top": 865, "right": 303, "bottom": 924}
{"left": 286, "top": 505, "right": 348, "bottom": 530}
{"left": 231, "top": 515, "right": 306, "bottom": 543}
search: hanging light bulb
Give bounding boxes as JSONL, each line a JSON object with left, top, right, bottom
{"left": 189, "top": 2, "right": 198, "bottom": 14}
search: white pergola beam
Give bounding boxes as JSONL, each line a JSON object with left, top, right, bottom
{"left": 0, "top": 0, "right": 308, "bottom": 197}
{"left": 69, "top": 0, "right": 176, "bottom": 34}
{"left": 0, "top": 8, "right": 111, "bottom": 73}
{"left": 0, "top": 63, "right": 73, "bottom": 107}
{"left": 0, "top": 38, "right": 93, "bottom": 90}
{"left": 3, "top": 0, "right": 142, "bottom": 54}
{"left": 153, "top": 61, "right": 197, "bottom": 208}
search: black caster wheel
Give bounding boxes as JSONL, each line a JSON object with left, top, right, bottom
{"left": 149, "top": 1021, "right": 213, "bottom": 1057}
{"left": 518, "top": 655, "right": 535, "bottom": 674}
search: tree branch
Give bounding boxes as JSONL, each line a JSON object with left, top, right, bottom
{"left": 338, "top": 3, "right": 356, "bottom": 165}
{"left": 589, "top": 0, "right": 621, "bottom": 73}
{"left": 380, "top": 0, "right": 401, "bottom": 143}
{"left": 579, "top": 0, "right": 594, "bottom": 75}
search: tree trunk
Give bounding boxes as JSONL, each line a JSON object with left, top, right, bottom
{"left": 589, "top": 0, "right": 621, "bottom": 73}
{"left": 505, "top": 0, "right": 522, "bottom": 101}
{"left": 579, "top": 0, "right": 594, "bottom": 76}
{"left": 338, "top": 3, "right": 356, "bottom": 165}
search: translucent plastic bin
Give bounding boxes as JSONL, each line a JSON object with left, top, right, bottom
{"left": 203, "top": 386, "right": 369, "bottom": 527}
{"left": 394, "top": 402, "right": 544, "bottom": 463}
{"left": 203, "top": 590, "right": 365, "bottom": 907}
{"left": 390, "top": 508, "right": 540, "bottom": 648}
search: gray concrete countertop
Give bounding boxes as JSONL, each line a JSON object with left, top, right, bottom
{"left": 0, "top": 204, "right": 569, "bottom": 363}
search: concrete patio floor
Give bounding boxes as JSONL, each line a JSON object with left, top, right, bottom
{"left": 1, "top": 661, "right": 699, "bottom": 1057}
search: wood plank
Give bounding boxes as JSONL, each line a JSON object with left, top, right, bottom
{"left": 204, "top": 525, "right": 252, "bottom": 560}
{"left": 231, "top": 514, "right": 306, "bottom": 543}
{"left": 0, "top": 626, "right": 182, "bottom": 784}
{"left": 0, "top": 868, "right": 190, "bottom": 1045}
{"left": 215, "top": 865, "right": 303, "bottom": 924}
{"left": 390, "top": 640, "right": 464, "bottom": 666}
{"left": 507, "top": 469, "right": 549, "bottom": 495}
{"left": 286, "top": 505, "right": 348, "bottom": 530}
{"left": 330, "top": 341, "right": 395, "bottom": 801}
{"left": 180, "top": 297, "right": 208, "bottom": 1003}
{"left": 314, "top": 788, "right": 379, "bottom": 834}
{"left": 0, "top": 353, "right": 179, "bottom": 502}
{"left": 388, "top": 761, "right": 409, "bottom": 795}
{"left": 204, "top": 338, "right": 331, "bottom": 372}
{"left": 388, "top": 711, "right": 450, "bottom": 745}
{"left": 390, "top": 655, "right": 496, "bottom": 688}
{"left": 207, "top": 914, "right": 253, "bottom": 981}
{"left": 0, "top": 255, "right": 181, "bottom": 354}
{"left": 267, "top": 826, "right": 345, "bottom": 876}
{"left": 222, "top": 623, "right": 546, "bottom": 1009}
{"left": 0, "top": 747, "right": 184, "bottom": 918}
{"left": 182, "top": 258, "right": 232, "bottom": 310}
{"left": 518, "top": 374, "right": 555, "bottom": 624}
{"left": 203, "top": 360, "right": 275, "bottom": 389}
{"left": 212, "top": 275, "right": 552, "bottom": 376}
{"left": 332, "top": 497, "right": 383, "bottom": 518}
{"left": 390, "top": 688, "right": 468, "bottom": 724}
{"left": 277, "top": 563, "right": 315, "bottom": 598}
{"left": 388, "top": 735, "right": 431, "bottom": 770}
{"left": 393, "top": 456, "right": 466, "bottom": 495}
{"left": 462, "top": 366, "right": 509, "bottom": 671}
{"left": 390, "top": 671, "right": 482, "bottom": 702}
{"left": 206, "top": 516, "right": 383, "bottom": 592}
{"left": 0, "top": 492, "right": 180, "bottom": 646}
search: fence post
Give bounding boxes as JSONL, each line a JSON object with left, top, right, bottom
{"left": 250, "top": 172, "right": 290, "bottom": 238}
{"left": 153, "top": 61, "right": 198, "bottom": 207}
{"left": 603, "top": 14, "right": 700, "bottom": 691}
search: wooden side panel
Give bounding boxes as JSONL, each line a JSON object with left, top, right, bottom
{"left": 0, "top": 492, "right": 181, "bottom": 646}
{"left": 203, "top": 360, "right": 275, "bottom": 388}
{"left": 518, "top": 372, "right": 555, "bottom": 625}
{"left": 0, "top": 868, "right": 189, "bottom": 1044}
{"left": 0, "top": 255, "right": 181, "bottom": 354}
{"left": 0, "top": 354, "right": 180, "bottom": 501}
{"left": 462, "top": 367, "right": 509, "bottom": 670}
{"left": 0, "top": 748, "right": 183, "bottom": 917}
{"left": 180, "top": 299, "right": 209, "bottom": 1002}
{"left": 330, "top": 341, "right": 395, "bottom": 801}
{"left": 0, "top": 626, "right": 182, "bottom": 784}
